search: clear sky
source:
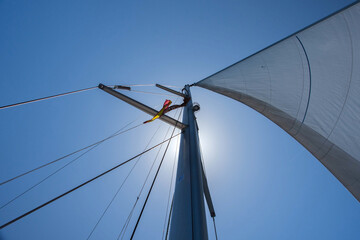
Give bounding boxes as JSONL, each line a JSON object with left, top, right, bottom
{"left": 0, "top": 0, "right": 359, "bottom": 239}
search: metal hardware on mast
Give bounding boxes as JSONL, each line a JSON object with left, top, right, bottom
{"left": 98, "top": 84, "right": 186, "bottom": 129}
{"left": 169, "top": 85, "right": 208, "bottom": 240}
{"left": 156, "top": 84, "right": 186, "bottom": 98}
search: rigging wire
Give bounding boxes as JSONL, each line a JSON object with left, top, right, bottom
{"left": 212, "top": 217, "right": 219, "bottom": 240}
{"left": 161, "top": 85, "right": 182, "bottom": 89}
{"left": 0, "top": 86, "right": 98, "bottom": 110}
{"left": 162, "top": 134, "right": 180, "bottom": 240}
{"left": 116, "top": 135, "right": 166, "bottom": 240}
{"left": 164, "top": 197, "right": 174, "bottom": 240}
{"left": 0, "top": 83, "right": 181, "bottom": 111}
{"left": 117, "top": 125, "right": 173, "bottom": 240}
{"left": 120, "top": 205, "right": 136, "bottom": 239}
{"left": 116, "top": 98, "right": 181, "bottom": 239}
{"left": 86, "top": 125, "right": 162, "bottom": 240}
{"left": 163, "top": 119, "right": 181, "bottom": 240}
{"left": 120, "top": 84, "right": 182, "bottom": 89}
{"left": 0, "top": 98, "right": 166, "bottom": 188}
{"left": 124, "top": 84, "right": 155, "bottom": 87}
{"left": 0, "top": 122, "right": 143, "bottom": 210}
{"left": 0, "top": 133, "right": 181, "bottom": 230}
{"left": 0, "top": 121, "right": 140, "bottom": 187}
{"left": 117, "top": 99, "right": 180, "bottom": 239}
{"left": 0, "top": 85, "right": 161, "bottom": 187}
{"left": 129, "top": 109, "right": 182, "bottom": 240}
{"left": 129, "top": 90, "right": 175, "bottom": 97}
{"left": 118, "top": 198, "right": 138, "bottom": 240}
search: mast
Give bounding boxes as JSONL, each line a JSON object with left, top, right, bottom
{"left": 98, "top": 83, "right": 211, "bottom": 239}
{"left": 169, "top": 85, "right": 208, "bottom": 240}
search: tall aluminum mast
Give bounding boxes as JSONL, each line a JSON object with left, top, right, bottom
{"left": 169, "top": 85, "right": 208, "bottom": 240}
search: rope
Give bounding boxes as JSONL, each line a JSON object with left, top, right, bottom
{"left": 0, "top": 122, "right": 143, "bottom": 210}
{"left": 0, "top": 133, "right": 181, "bottom": 230}
{"left": 130, "top": 109, "right": 182, "bottom": 240}
{"left": 162, "top": 134, "right": 180, "bottom": 240}
{"left": 0, "top": 86, "right": 97, "bottom": 110}
{"left": 0, "top": 121, "right": 140, "bottom": 187}
{"left": 86, "top": 125, "right": 161, "bottom": 240}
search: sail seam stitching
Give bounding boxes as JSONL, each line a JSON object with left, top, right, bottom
{"left": 288, "top": 38, "right": 307, "bottom": 132}
{"left": 295, "top": 36, "right": 312, "bottom": 131}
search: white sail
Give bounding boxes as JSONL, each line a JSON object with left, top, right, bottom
{"left": 196, "top": 2, "right": 360, "bottom": 201}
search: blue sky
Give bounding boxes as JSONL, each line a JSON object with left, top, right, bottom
{"left": 0, "top": 0, "right": 359, "bottom": 239}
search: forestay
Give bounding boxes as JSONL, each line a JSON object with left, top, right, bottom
{"left": 196, "top": 2, "right": 360, "bottom": 201}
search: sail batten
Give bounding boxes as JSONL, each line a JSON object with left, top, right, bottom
{"left": 196, "top": 2, "right": 360, "bottom": 201}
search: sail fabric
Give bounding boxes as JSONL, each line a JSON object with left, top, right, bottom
{"left": 196, "top": 2, "right": 360, "bottom": 201}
